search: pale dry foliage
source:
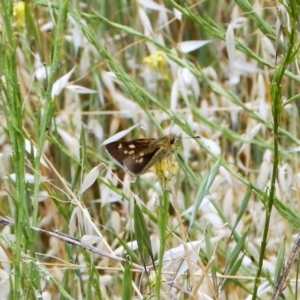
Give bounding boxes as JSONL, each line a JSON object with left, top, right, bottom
{"left": 0, "top": 0, "right": 299, "bottom": 299}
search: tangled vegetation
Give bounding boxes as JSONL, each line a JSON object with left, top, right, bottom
{"left": 0, "top": 0, "right": 300, "bottom": 299}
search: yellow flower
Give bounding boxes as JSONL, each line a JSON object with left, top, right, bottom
{"left": 151, "top": 154, "right": 179, "bottom": 186}
{"left": 144, "top": 51, "right": 166, "bottom": 72}
{"left": 13, "top": 1, "right": 26, "bottom": 30}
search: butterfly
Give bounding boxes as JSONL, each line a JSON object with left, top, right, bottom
{"left": 105, "top": 135, "right": 181, "bottom": 177}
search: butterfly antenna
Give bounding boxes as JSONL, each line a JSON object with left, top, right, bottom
{"left": 181, "top": 135, "right": 201, "bottom": 139}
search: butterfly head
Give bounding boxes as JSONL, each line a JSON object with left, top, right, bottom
{"left": 169, "top": 134, "right": 181, "bottom": 150}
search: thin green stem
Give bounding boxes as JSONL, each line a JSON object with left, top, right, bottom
{"left": 155, "top": 188, "right": 169, "bottom": 299}
{"left": 0, "top": 1, "right": 29, "bottom": 296}
{"left": 252, "top": 1, "right": 300, "bottom": 299}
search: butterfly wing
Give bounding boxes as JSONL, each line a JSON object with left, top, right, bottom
{"left": 105, "top": 139, "right": 157, "bottom": 175}
{"left": 123, "top": 146, "right": 161, "bottom": 176}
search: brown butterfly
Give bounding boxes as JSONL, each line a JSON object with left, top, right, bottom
{"left": 105, "top": 135, "right": 181, "bottom": 177}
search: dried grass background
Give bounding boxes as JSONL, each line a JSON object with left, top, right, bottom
{"left": 0, "top": 0, "right": 300, "bottom": 299}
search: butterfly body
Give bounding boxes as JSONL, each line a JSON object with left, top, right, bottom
{"left": 105, "top": 135, "right": 181, "bottom": 177}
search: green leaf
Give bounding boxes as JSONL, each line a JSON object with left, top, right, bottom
{"left": 189, "top": 157, "right": 222, "bottom": 229}
{"left": 122, "top": 258, "right": 133, "bottom": 300}
{"left": 134, "top": 201, "right": 154, "bottom": 271}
